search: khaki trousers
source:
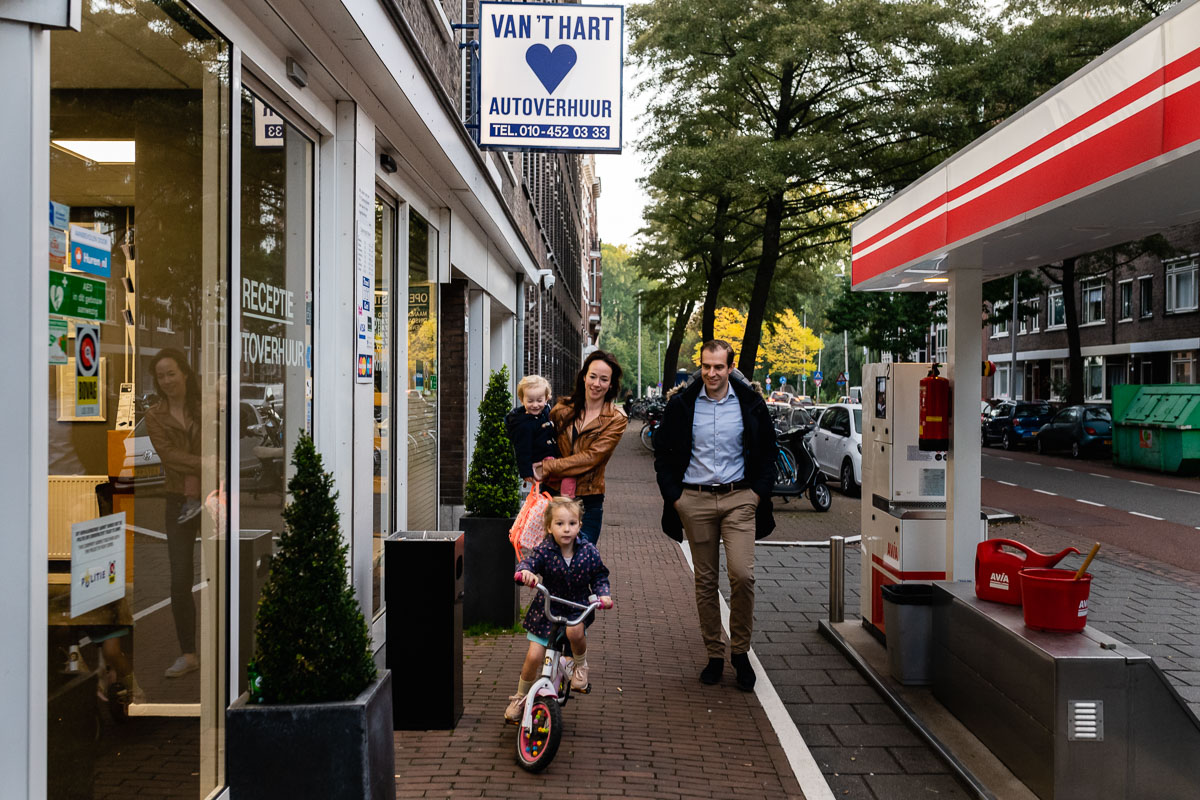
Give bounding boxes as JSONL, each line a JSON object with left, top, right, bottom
{"left": 676, "top": 487, "right": 757, "bottom": 658}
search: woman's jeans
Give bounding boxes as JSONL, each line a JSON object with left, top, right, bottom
{"left": 164, "top": 493, "right": 198, "bottom": 654}
{"left": 580, "top": 494, "right": 605, "bottom": 545}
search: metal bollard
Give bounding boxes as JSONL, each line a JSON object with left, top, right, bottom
{"left": 829, "top": 535, "right": 845, "bottom": 623}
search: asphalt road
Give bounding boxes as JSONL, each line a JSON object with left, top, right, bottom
{"left": 981, "top": 448, "right": 1200, "bottom": 529}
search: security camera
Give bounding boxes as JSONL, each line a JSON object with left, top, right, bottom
{"left": 537, "top": 268, "right": 555, "bottom": 290}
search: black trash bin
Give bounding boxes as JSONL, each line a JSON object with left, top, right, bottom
{"left": 460, "top": 516, "right": 518, "bottom": 628}
{"left": 881, "top": 583, "right": 935, "bottom": 686}
{"left": 385, "top": 530, "right": 464, "bottom": 729}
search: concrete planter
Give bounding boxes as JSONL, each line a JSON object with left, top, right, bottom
{"left": 461, "top": 515, "right": 518, "bottom": 628}
{"left": 226, "top": 670, "right": 394, "bottom": 800}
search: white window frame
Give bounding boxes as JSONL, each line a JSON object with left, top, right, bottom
{"left": 1138, "top": 275, "right": 1153, "bottom": 318}
{"left": 1048, "top": 288, "right": 1066, "bottom": 328}
{"left": 1050, "top": 360, "right": 1066, "bottom": 402}
{"left": 1080, "top": 278, "right": 1105, "bottom": 326}
{"left": 995, "top": 364, "right": 1010, "bottom": 398}
{"left": 991, "top": 301, "right": 1009, "bottom": 337}
{"left": 1166, "top": 257, "right": 1199, "bottom": 313}
{"left": 1118, "top": 279, "right": 1133, "bottom": 321}
{"left": 1084, "top": 355, "right": 1106, "bottom": 401}
{"left": 1172, "top": 351, "right": 1196, "bottom": 384}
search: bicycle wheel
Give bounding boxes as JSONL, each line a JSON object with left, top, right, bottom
{"left": 775, "top": 445, "right": 798, "bottom": 487}
{"left": 516, "top": 696, "right": 563, "bottom": 773}
{"left": 640, "top": 423, "right": 655, "bottom": 452}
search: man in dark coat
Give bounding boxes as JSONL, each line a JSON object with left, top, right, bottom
{"left": 653, "top": 340, "right": 776, "bottom": 691}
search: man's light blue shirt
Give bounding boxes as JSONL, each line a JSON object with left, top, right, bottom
{"left": 683, "top": 384, "right": 745, "bottom": 485}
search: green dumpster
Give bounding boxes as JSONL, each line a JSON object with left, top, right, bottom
{"left": 1112, "top": 384, "right": 1200, "bottom": 474}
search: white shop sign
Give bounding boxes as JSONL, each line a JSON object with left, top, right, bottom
{"left": 479, "top": 1, "right": 623, "bottom": 152}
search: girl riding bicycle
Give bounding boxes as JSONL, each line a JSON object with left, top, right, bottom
{"left": 505, "top": 496, "right": 612, "bottom": 723}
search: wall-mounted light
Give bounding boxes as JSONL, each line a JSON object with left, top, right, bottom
{"left": 286, "top": 57, "right": 308, "bottom": 89}
{"left": 924, "top": 277, "right": 949, "bottom": 284}
{"left": 51, "top": 139, "right": 136, "bottom": 164}
{"left": 380, "top": 153, "right": 398, "bottom": 174}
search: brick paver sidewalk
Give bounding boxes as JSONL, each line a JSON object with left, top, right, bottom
{"left": 392, "top": 430, "right": 804, "bottom": 799}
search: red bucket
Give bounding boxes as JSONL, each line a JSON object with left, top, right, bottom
{"left": 1019, "top": 568, "right": 1092, "bottom": 632}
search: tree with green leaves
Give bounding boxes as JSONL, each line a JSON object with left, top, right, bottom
{"left": 464, "top": 366, "right": 521, "bottom": 517}
{"left": 254, "top": 432, "right": 376, "bottom": 704}
{"left": 826, "top": 276, "right": 945, "bottom": 363}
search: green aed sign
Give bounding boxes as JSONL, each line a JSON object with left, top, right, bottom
{"left": 49, "top": 270, "right": 106, "bottom": 322}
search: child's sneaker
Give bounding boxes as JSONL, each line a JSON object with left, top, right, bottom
{"left": 503, "top": 693, "right": 525, "bottom": 724}
{"left": 177, "top": 499, "right": 202, "bottom": 524}
{"left": 570, "top": 661, "right": 590, "bottom": 693}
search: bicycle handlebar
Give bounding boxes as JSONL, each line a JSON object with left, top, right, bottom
{"left": 513, "top": 573, "right": 602, "bottom": 626}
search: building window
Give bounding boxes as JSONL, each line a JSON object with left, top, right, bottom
{"left": 1084, "top": 355, "right": 1105, "bottom": 400}
{"left": 1019, "top": 298, "right": 1040, "bottom": 334}
{"left": 935, "top": 323, "right": 947, "bottom": 365}
{"left": 1118, "top": 280, "right": 1133, "bottom": 321}
{"left": 1081, "top": 278, "right": 1105, "bottom": 325}
{"left": 991, "top": 301, "right": 1008, "bottom": 337}
{"left": 1050, "top": 360, "right": 1066, "bottom": 401}
{"left": 1048, "top": 288, "right": 1066, "bottom": 327}
{"left": 1166, "top": 257, "right": 1199, "bottom": 313}
{"left": 995, "top": 364, "right": 1010, "bottom": 398}
{"left": 1139, "top": 276, "right": 1153, "bottom": 318}
{"left": 1173, "top": 351, "right": 1196, "bottom": 384}
{"left": 407, "top": 212, "right": 440, "bottom": 530}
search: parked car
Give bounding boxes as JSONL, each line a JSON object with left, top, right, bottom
{"left": 768, "top": 391, "right": 795, "bottom": 406}
{"left": 1035, "top": 405, "right": 1113, "bottom": 458}
{"left": 981, "top": 400, "right": 1055, "bottom": 450}
{"left": 771, "top": 405, "right": 817, "bottom": 438}
{"left": 790, "top": 394, "right": 815, "bottom": 407}
{"left": 810, "top": 403, "right": 862, "bottom": 495}
{"left": 981, "top": 399, "right": 997, "bottom": 423}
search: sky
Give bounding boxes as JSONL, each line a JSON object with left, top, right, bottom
{"left": 595, "top": 6, "right": 650, "bottom": 250}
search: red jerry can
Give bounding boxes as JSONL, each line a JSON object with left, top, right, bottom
{"left": 975, "top": 539, "right": 1080, "bottom": 605}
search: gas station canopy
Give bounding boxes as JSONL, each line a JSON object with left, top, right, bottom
{"left": 851, "top": 0, "right": 1200, "bottom": 292}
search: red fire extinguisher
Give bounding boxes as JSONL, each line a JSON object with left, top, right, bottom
{"left": 919, "top": 363, "right": 950, "bottom": 451}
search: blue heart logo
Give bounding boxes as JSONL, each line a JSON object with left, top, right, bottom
{"left": 525, "top": 44, "right": 577, "bottom": 95}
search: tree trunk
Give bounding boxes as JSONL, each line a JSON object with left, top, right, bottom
{"left": 700, "top": 194, "right": 731, "bottom": 341}
{"left": 662, "top": 297, "right": 695, "bottom": 386}
{"left": 1062, "top": 257, "right": 1084, "bottom": 405}
{"left": 738, "top": 190, "right": 784, "bottom": 379}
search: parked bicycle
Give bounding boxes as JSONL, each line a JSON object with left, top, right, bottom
{"left": 508, "top": 579, "right": 603, "bottom": 773}
{"left": 639, "top": 403, "right": 664, "bottom": 452}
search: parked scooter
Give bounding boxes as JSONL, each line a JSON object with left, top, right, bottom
{"left": 773, "top": 429, "right": 832, "bottom": 512}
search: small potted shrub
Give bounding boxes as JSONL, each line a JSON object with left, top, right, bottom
{"left": 227, "top": 432, "right": 393, "bottom": 800}
{"left": 461, "top": 366, "right": 522, "bottom": 627}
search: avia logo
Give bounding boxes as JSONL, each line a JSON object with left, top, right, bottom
{"left": 886, "top": 542, "right": 899, "bottom": 560}
{"left": 1078, "top": 599, "right": 1089, "bottom": 617}
{"left": 989, "top": 572, "right": 1011, "bottom": 590}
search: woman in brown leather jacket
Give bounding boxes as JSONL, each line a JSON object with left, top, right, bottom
{"left": 535, "top": 350, "right": 627, "bottom": 546}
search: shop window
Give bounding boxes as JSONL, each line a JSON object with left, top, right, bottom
{"left": 1139, "top": 276, "right": 1153, "bottom": 318}
{"left": 1118, "top": 280, "right": 1133, "bottom": 321}
{"left": 238, "top": 86, "right": 314, "bottom": 686}
{"left": 1166, "top": 257, "right": 1198, "bottom": 313}
{"left": 1048, "top": 288, "right": 1066, "bottom": 327}
{"left": 1081, "top": 279, "right": 1105, "bottom": 325}
{"left": 48, "top": 2, "right": 230, "bottom": 797}
{"left": 408, "top": 212, "right": 439, "bottom": 530}
{"left": 373, "top": 197, "right": 396, "bottom": 617}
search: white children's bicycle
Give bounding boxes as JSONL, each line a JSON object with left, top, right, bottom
{"left": 509, "top": 577, "right": 601, "bottom": 773}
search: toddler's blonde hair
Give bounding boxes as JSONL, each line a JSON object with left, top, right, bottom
{"left": 543, "top": 495, "right": 583, "bottom": 533}
{"left": 517, "top": 374, "right": 553, "bottom": 403}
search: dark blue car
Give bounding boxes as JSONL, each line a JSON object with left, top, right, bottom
{"left": 981, "top": 400, "right": 1055, "bottom": 450}
{"left": 1035, "top": 405, "right": 1113, "bottom": 458}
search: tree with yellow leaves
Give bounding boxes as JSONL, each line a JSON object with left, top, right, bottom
{"left": 691, "top": 307, "right": 763, "bottom": 372}
{"left": 761, "top": 309, "right": 823, "bottom": 384}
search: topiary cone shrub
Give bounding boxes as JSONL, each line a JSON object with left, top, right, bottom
{"left": 254, "top": 431, "right": 377, "bottom": 704}
{"left": 463, "top": 365, "right": 521, "bottom": 518}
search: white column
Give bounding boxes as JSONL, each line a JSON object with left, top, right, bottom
{"left": 0, "top": 17, "right": 50, "bottom": 797}
{"left": 946, "top": 269, "right": 984, "bottom": 581}
{"left": 466, "top": 288, "right": 491, "bottom": 469}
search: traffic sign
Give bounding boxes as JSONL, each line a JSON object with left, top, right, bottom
{"left": 836, "top": 372, "right": 847, "bottom": 386}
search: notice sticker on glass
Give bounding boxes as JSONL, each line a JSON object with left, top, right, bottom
{"left": 70, "top": 512, "right": 126, "bottom": 618}
{"left": 49, "top": 318, "right": 68, "bottom": 365}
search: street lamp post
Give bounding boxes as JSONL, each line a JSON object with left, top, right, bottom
{"left": 657, "top": 340, "right": 665, "bottom": 390}
{"left": 637, "top": 294, "right": 643, "bottom": 397}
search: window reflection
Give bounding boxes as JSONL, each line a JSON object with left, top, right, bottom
{"left": 373, "top": 198, "right": 395, "bottom": 616}
{"left": 48, "top": 1, "right": 229, "bottom": 797}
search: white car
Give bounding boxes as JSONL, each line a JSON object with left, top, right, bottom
{"left": 810, "top": 403, "right": 862, "bottom": 495}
